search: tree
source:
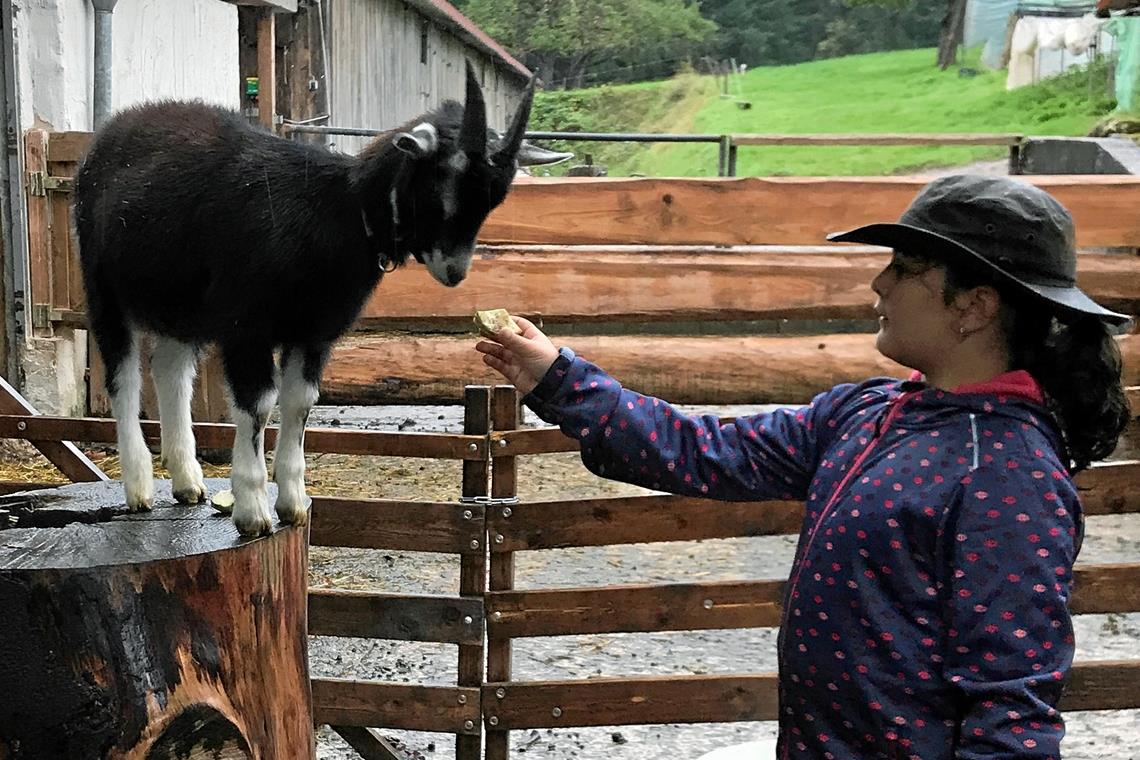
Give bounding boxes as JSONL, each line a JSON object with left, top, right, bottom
{"left": 457, "top": 0, "right": 715, "bottom": 88}
{"left": 846, "top": 0, "right": 963, "bottom": 68}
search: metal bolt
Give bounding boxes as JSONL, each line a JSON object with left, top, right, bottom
{"left": 463, "top": 615, "right": 473, "bottom": 625}
{"left": 16, "top": 420, "right": 26, "bottom": 431}
{"left": 552, "top": 707, "right": 563, "bottom": 718}
{"left": 498, "top": 438, "right": 508, "bottom": 448}
{"left": 467, "top": 443, "right": 478, "bottom": 452}
{"left": 463, "top": 510, "right": 473, "bottom": 520}
{"left": 458, "top": 694, "right": 467, "bottom": 705}
{"left": 488, "top": 716, "right": 499, "bottom": 726}
{"left": 495, "top": 687, "right": 506, "bottom": 699}
{"left": 502, "top": 507, "right": 512, "bottom": 518}
{"left": 492, "top": 611, "right": 502, "bottom": 621}
{"left": 464, "top": 720, "right": 474, "bottom": 731}
{"left": 702, "top": 599, "right": 714, "bottom": 610}
{"left": 494, "top": 534, "right": 504, "bottom": 544}
{"left": 470, "top": 539, "right": 480, "bottom": 549}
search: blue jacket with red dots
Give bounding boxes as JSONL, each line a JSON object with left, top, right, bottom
{"left": 524, "top": 347, "right": 1083, "bottom": 760}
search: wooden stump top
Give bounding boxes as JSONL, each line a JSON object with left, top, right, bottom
{"left": 0, "top": 478, "right": 286, "bottom": 570}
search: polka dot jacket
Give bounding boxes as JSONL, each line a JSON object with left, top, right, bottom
{"left": 524, "top": 348, "right": 1083, "bottom": 760}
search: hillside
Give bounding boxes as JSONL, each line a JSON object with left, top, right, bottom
{"left": 528, "top": 48, "right": 1117, "bottom": 176}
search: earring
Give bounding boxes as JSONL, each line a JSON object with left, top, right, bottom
{"left": 959, "top": 326, "right": 967, "bottom": 336}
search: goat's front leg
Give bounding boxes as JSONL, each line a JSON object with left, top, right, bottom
{"left": 222, "top": 344, "right": 277, "bottom": 537}
{"left": 151, "top": 336, "right": 206, "bottom": 504}
{"left": 273, "top": 344, "right": 327, "bottom": 525}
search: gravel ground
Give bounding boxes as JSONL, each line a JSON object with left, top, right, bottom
{"left": 304, "top": 402, "right": 1140, "bottom": 760}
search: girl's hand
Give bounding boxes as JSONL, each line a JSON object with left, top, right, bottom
{"left": 474, "top": 316, "right": 559, "bottom": 395}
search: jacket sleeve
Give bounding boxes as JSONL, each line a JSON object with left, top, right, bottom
{"left": 939, "top": 461, "right": 1082, "bottom": 759}
{"left": 522, "top": 348, "right": 851, "bottom": 502}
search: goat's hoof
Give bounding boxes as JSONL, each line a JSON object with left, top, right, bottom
{"left": 233, "top": 512, "right": 273, "bottom": 537}
{"left": 172, "top": 480, "right": 208, "bottom": 505}
{"left": 275, "top": 498, "right": 311, "bottom": 526}
{"left": 125, "top": 485, "right": 154, "bottom": 512}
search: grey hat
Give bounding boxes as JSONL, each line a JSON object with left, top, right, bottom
{"left": 827, "top": 174, "right": 1130, "bottom": 326}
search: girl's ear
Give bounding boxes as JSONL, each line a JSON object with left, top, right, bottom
{"left": 954, "top": 285, "right": 1003, "bottom": 333}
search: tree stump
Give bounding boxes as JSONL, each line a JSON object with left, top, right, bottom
{"left": 0, "top": 479, "right": 313, "bottom": 760}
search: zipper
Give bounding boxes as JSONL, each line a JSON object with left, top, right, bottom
{"left": 777, "top": 391, "right": 913, "bottom": 758}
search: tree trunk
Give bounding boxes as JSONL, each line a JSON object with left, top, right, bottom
{"left": 937, "top": 0, "right": 968, "bottom": 70}
{"left": 0, "top": 479, "right": 313, "bottom": 760}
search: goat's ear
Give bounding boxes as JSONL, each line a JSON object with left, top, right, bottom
{"left": 394, "top": 122, "right": 439, "bottom": 158}
{"left": 460, "top": 60, "right": 487, "bottom": 158}
{"left": 491, "top": 76, "right": 535, "bottom": 168}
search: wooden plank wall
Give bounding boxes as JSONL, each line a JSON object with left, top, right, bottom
{"left": 327, "top": 0, "right": 527, "bottom": 154}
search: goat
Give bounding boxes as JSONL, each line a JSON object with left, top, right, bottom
{"left": 74, "top": 62, "right": 533, "bottom": 536}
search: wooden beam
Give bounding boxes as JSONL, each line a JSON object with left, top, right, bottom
{"left": 483, "top": 674, "right": 780, "bottom": 728}
{"left": 0, "top": 377, "right": 107, "bottom": 484}
{"left": 488, "top": 580, "right": 785, "bottom": 638}
{"left": 483, "top": 563, "right": 1140, "bottom": 639}
{"left": 321, "top": 332, "right": 1140, "bottom": 406}
{"left": 309, "top": 496, "right": 485, "bottom": 554}
{"left": 0, "top": 414, "right": 486, "bottom": 460}
{"left": 484, "top": 462, "right": 1139, "bottom": 551}
{"left": 488, "top": 495, "right": 803, "bottom": 551}
{"left": 359, "top": 248, "right": 1140, "bottom": 326}
{"left": 1074, "top": 459, "right": 1140, "bottom": 516}
{"left": 732, "top": 133, "right": 1022, "bottom": 147}
{"left": 329, "top": 727, "right": 406, "bottom": 760}
{"left": 482, "top": 661, "right": 1140, "bottom": 729}
{"left": 480, "top": 176, "right": 1140, "bottom": 247}
{"left": 225, "top": 0, "right": 297, "bottom": 9}
{"left": 1060, "top": 660, "right": 1140, "bottom": 711}
{"left": 311, "top": 679, "right": 481, "bottom": 734}
{"left": 308, "top": 589, "right": 484, "bottom": 644}
{"left": 257, "top": 9, "right": 277, "bottom": 129}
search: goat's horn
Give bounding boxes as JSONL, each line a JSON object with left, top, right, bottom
{"left": 460, "top": 60, "right": 486, "bottom": 157}
{"left": 492, "top": 76, "right": 535, "bottom": 167}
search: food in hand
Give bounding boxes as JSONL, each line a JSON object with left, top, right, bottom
{"left": 473, "top": 308, "right": 523, "bottom": 339}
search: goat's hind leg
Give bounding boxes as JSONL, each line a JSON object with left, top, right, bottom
{"left": 97, "top": 321, "right": 154, "bottom": 511}
{"left": 221, "top": 343, "right": 277, "bottom": 536}
{"left": 151, "top": 336, "right": 207, "bottom": 503}
{"left": 273, "top": 344, "right": 328, "bottom": 525}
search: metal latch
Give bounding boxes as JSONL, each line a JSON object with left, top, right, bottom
{"left": 27, "top": 171, "right": 74, "bottom": 196}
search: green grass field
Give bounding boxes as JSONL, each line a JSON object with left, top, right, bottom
{"left": 530, "top": 48, "right": 1118, "bottom": 177}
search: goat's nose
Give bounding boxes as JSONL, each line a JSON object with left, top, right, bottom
{"left": 445, "top": 264, "right": 466, "bottom": 287}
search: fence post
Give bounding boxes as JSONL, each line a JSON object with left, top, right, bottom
{"left": 717, "top": 135, "right": 730, "bottom": 177}
{"left": 484, "top": 385, "right": 520, "bottom": 760}
{"left": 458, "top": 385, "right": 491, "bottom": 760}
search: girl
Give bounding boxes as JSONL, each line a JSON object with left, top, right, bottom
{"left": 475, "top": 175, "right": 1130, "bottom": 759}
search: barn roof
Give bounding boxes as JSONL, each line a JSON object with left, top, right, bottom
{"left": 405, "top": 0, "right": 532, "bottom": 81}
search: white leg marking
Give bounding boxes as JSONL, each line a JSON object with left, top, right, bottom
{"left": 151, "top": 337, "right": 206, "bottom": 504}
{"left": 274, "top": 353, "right": 318, "bottom": 525}
{"left": 111, "top": 333, "right": 153, "bottom": 511}
{"left": 230, "top": 390, "right": 276, "bottom": 536}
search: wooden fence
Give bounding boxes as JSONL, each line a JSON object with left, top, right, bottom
{"left": 2, "top": 379, "right": 1138, "bottom": 760}
{"left": 12, "top": 129, "right": 1140, "bottom": 758}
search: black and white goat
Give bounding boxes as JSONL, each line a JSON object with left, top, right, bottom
{"left": 74, "top": 62, "right": 533, "bottom": 536}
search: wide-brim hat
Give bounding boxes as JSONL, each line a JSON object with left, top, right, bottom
{"left": 827, "top": 174, "right": 1131, "bottom": 326}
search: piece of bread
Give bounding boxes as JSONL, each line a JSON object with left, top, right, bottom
{"left": 473, "top": 308, "right": 523, "bottom": 339}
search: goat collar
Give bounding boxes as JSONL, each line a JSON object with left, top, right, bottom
{"left": 360, "top": 207, "right": 398, "bottom": 273}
